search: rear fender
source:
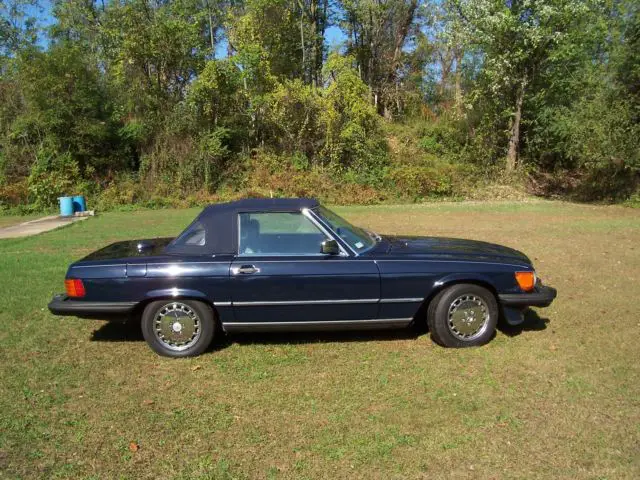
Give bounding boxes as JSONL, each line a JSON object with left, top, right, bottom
{"left": 138, "top": 288, "right": 233, "bottom": 324}
{"left": 144, "top": 288, "right": 209, "bottom": 301}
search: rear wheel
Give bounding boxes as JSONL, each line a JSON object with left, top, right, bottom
{"left": 141, "top": 299, "right": 215, "bottom": 357}
{"left": 427, "top": 284, "right": 498, "bottom": 348}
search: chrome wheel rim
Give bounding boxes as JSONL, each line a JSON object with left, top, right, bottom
{"left": 153, "top": 302, "right": 201, "bottom": 351}
{"left": 447, "top": 294, "right": 490, "bottom": 341}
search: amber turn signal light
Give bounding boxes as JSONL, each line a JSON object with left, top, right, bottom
{"left": 515, "top": 271, "right": 536, "bottom": 292}
{"left": 65, "top": 279, "right": 86, "bottom": 298}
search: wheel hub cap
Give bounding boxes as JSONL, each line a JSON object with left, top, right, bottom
{"left": 154, "top": 303, "right": 201, "bottom": 351}
{"left": 448, "top": 294, "right": 490, "bottom": 340}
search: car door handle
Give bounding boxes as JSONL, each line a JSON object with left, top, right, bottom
{"left": 232, "top": 265, "right": 260, "bottom": 275}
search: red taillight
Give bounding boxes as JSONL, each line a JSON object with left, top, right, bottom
{"left": 65, "top": 279, "right": 86, "bottom": 298}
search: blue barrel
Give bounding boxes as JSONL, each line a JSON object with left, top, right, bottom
{"left": 58, "top": 196, "right": 74, "bottom": 216}
{"left": 72, "top": 195, "right": 86, "bottom": 213}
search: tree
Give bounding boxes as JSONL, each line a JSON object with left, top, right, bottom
{"left": 340, "top": 0, "right": 420, "bottom": 119}
{"left": 427, "top": 0, "right": 465, "bottom": 114}
{"left": 228, "top": 0, "right": 303, "bottom": 80}
{"left": 296, "top": 0, "right": 329, "bottom": 87}
{"left": 0, "top": 0, "right": 39, "bottom": 61}
{"left": 454, "top": 0, "right": 592, "bottom": 172}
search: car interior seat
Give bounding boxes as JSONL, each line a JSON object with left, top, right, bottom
{"left": 241, "top": 218, "right": 261, "bottom": 254}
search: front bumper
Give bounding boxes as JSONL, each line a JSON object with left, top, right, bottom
{"left": 48, "top": 294, "right": 137, "bottom": 320}
{"left": 498, "top": 285, "right": 557, "bottom": 308}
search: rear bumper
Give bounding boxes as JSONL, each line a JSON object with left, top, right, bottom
{"left": 498, "top": 285, "right": 557, "bottom": 308}
{"left": 48, "top": 294, "right": 137, "bottom": 320}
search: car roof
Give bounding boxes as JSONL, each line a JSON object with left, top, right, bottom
{"left": 202, "top": 197, "right": 319, "bottom": 214}
{"left": 165, "top": 198, "right": 320, "bottom": 256}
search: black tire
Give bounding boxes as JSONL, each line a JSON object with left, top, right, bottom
{"left": 141, "top": 299, "right": 215, "bottom": 357}
{"left": 427, "top": 283, "right": 498, "bottom": 348}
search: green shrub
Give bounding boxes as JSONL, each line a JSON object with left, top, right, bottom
{"left": 0, "top": 179, "right": 30, "bottom": 210}
{"left": 95, "top": 174, "right": 142, "bottom": 211}
{"left": 320, "top": 54, "right": 389, "bottom": 171}
{"left": 27, "top": 149, "right": 81, "bottom": 209}
{"left": 387, "top": 166, "right": 450, "bottom": 200}
{"left": 266, "top": 79, "right": 322, "bottom": 158}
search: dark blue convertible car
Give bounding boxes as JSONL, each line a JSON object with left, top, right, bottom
{"left": 49, "top": 198, "right": 556, "bottom": 357}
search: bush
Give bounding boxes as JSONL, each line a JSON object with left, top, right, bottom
{"left": 95, "top": 174, "right": 142, "bottom": 211}
{"left": 0, "top": 179, "right": 29, "bottom": 210}
{"left": 265, "top": 79, "right": 322, "bottom": 158}
{"left": 27, "top": 149, "right": 82, "bottom": 209}
{"left": 222, "top": 151, "right": 386, "bottom": 205}
{"left": 385, "top": 163, "right": 472, "bottom": 200}
{"left": 320, "top": 54, "right": 389, "bottom": 171}
{"left": 137, "top": 127, "right": 231, "bottom": 194}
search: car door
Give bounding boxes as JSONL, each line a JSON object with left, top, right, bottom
{"left": 229, "top": 210, "right": 380, "bottom": 326}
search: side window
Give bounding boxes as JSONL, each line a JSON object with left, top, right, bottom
{"left": 172, "top": 221, "right": 206, "bottom": 246}
{"left": 238, "top": 212, "right": 329, "bottom": 255}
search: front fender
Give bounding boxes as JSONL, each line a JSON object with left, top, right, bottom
{"left": 432, "top": 272, "right": 498, "bottom": 292}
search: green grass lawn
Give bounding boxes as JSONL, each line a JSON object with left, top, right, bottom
{"left": 1, "top": 201, "right": 639, "bottom": 479}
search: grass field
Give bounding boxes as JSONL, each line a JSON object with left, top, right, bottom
{"left": 1, "top": 201, "right": 639, "bottom": 479}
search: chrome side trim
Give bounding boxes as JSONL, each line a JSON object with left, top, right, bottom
{"left": 231, "top": 259, "right": 366, "bottom": 263}
{"left": 213, "top": 301, "right": 232, "bottom": 307}
{"left": 379, "top": 297, "right": 424, "bottom": 303}
{"left": 74, "top": 261, "right": 232, "bottom": 269}
{"left": 70, "top": 264, "right": 126, "bottom": 268}
{"left": 145, "top": 261, "right": 229, "bottom": 266}
{"left": 224, "top": 318, "right": 411, "bottom": 326}
{"left": 376, "top": 259, "right": 530, "bottom": 268}
{"left": 233, "top": 298, "right": 379, "bottom": 307}
{"left": 236, "top": 254, "right": 330, "bottom": 257}
{"left": 222, "top": 318, "right": 413, "bottom": 332}
{"left": 228, "top": 298, "right": 422, "bottom": 306}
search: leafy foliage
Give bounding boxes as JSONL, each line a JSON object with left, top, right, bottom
{"left": 0, "top": 0, "right": 638, "bottom": 211}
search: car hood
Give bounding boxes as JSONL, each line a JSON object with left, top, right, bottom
{"left": 379, "top": 235, "right": 532, "bottom": 265}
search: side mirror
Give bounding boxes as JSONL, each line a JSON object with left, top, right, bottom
{"left": 320, "top": 239, "right": 340, "bottom": 255}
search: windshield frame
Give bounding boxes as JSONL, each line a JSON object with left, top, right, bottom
{"left": 310, "top": 206, "right": 376, "bottom": 255}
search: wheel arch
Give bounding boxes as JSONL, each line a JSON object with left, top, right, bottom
{"left": 413, "top": 275, "right": 500, "bottom": 324}
{"left": 130, "top": 292, "right": 220, "bottom": 327}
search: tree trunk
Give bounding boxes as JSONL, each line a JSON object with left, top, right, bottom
{"left": 385, "top": 0, "right": 418, "bottom": 116}
{"left": 311, "top": 0, "right": 327, "bottom": 88}
{"left": 506, "top": 77, "right": 527, "bottom": 173}
{"left": 205, "top": 0, "right": 215, "bottom": 55}
{"left": 437, "top": 50, "right": 452, "bottom": 97}
{"left": 454, "top": 49, "right": 463, "bottom": 116}
{"left": 299, "top": 8, "right": 306, "bottom": 83}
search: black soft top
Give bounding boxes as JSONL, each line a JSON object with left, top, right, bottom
{"left": 165, "top": 198, "right": 319, "bottom": 255}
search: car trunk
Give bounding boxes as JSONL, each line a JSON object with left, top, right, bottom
{"left": 80, "top": 238, "right": 175, "bottom": 261}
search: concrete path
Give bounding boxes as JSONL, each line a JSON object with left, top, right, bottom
{"left": 0, "top": 215, "right": 89, "bottom": 239}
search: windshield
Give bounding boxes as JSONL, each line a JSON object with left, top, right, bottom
{"left": 315, "top": 206, "right": 376, "bottom": 253}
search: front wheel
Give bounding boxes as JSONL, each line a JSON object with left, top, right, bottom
{"left": 427, "top": 284, "right": 498, "bottom": 348}
{"left": 141, "top": 299, "right": 215, "bottom": 357}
